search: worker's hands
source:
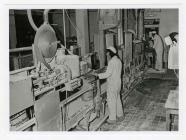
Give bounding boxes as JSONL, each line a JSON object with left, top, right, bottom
{"left": 92, "top": 71, "right": 99, "bottom": 79}
{"left": 94, "top": 73, "right": 98, "bottom": 77}
{"left": 94, "top": 73, "right": 99, "bottom": 79}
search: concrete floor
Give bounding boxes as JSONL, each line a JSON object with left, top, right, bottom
{"left": 100, "top": 69, "right": 178, "bottom": 131}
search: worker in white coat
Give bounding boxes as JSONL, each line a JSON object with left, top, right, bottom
{"left": 97, "top": 46, "right": 124, "bottom": 124}
{"left": 152, "top": 31, "right": 164, "bottom": 71}
{"left": 165, "top": 32, "right": 179, "bottom": 78}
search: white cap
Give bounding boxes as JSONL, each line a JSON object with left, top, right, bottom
{"left": 107, "top": 46, "right": 117, "bottom": 54}
{"left": 152, "top": 31, "right": 156, "bottom": 34}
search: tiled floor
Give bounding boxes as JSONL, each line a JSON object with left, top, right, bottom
{"left": 100, "top": 69, "right": 178, "bottom": 131}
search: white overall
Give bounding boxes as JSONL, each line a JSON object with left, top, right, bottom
{"left": 98, "top": 56, "right": 123, "bottom": 121}
{"left": 168, "top": 43, "right": 179, "bottom": 69}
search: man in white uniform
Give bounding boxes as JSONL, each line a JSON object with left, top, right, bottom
{"left": 152, "top": 31, "right": 164, "bottom": 71}
{"left": 97, "top": 46, "right": 124, "bottom": 124}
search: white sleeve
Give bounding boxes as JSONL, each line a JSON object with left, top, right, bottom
{"left": 98, "top": 60, "right": 113, "bottom": 79}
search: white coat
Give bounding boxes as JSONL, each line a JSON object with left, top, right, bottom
{"left": 152, "top": 34, "right": 164, "bottom": 70}
{"left": 168, "top": 42, "right": 179, "bottom": 69}
{"left": 98, "top": 56, "right": 123, "bottom": 121}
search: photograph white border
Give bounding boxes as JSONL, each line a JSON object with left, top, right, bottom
{"left": 0, "top": 0, "right": 186, "bottom": 140}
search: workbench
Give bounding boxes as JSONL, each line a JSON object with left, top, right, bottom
{"left": 165, "top": 90, "right": 178, "bottom": 131}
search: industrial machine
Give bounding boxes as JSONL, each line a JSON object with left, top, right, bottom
{"left": 9, "top": 9, "right": 145, "bottom": 131}
{"left": 10, "top": 9, "right": 108, "bottom": 131}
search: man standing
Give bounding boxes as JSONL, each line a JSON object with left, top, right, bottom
{"left": 152, "top": 31, "right": 164, "bottom": 71}
{"left": 97, "top": 46, "right": 124, "bottom": 124}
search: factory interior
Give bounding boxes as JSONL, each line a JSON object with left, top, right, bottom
{"left": 9, "top": 9, "right": 178, "bottom": 131}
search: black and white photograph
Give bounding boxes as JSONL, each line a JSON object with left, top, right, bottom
{"left": 8, "top": 8, "right": 179, "bottom": 131}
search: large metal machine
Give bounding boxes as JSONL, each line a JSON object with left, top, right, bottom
{"left": 9, "top": 9, "right": 145, "bottom": 131}
{"left": 10, "top": 9, "right": 107, "bottom": 131}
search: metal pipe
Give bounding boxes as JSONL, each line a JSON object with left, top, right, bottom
{"left": 63, "top": 9, "right": 67, "bottom": 48}
{"left": 9, "top": 46, "right": 32, "bottom": 53}
{"left": 27, "top": 10, "right": 38, "bottom": 31}
{"left": 10, "top": 66, "right": 35, "bottom": 75}
{"left": 27, "top": 9, "right": 51, "bottom": 31}
{"left": 44, "top": 9, "right": 50, "bottom": 24}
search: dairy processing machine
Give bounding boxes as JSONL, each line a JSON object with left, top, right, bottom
{"left": 9, "top": 9, "right": 108, "bottom": 131}
{"left": 9, "top": 9, "right": 145, "bottom": 131}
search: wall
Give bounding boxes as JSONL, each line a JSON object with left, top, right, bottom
{"left": 88, "top": 10, "right": 99, "bottom": 43}
{"left": 159, "top": 9, "right": 178, "bottom": 38}
{"left": 159, "top": 9, "right": 178, "bottom": 63}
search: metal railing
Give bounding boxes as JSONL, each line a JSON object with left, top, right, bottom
{"left": 10, "top": 46, "right": 34, "bottom": 71}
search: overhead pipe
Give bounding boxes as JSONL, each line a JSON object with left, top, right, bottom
{"left": 27, "top": 9, "right": 51, "bottom": 31}
{"left": 44, "top": 9, "right": 50, "bottom": 24}
{"left": 63, "top": 9, "right": 67, "bottom": 48}
{"left": 27, "top": 9, "right": 38, "bottom": 31}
